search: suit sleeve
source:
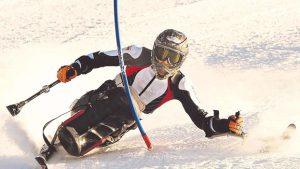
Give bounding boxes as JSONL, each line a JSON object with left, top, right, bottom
{"left": 172, "top": 75, "right": 208, "bottom": 130}
{"left": 173, "top": 74, "right": 229, "bottom": 137}
{"left": 71, "top": 45, "right": 152, "bottom": 75}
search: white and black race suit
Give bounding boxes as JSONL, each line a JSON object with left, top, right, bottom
{"left": 70, "top": 45, "right": 229, "bottom": 137}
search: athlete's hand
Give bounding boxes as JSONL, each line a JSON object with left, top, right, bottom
{"left": 57, "top": 65, "right": 78, "bottom": 83}
{"left": 228, "top": 113, "right": 244, "bottom": 136}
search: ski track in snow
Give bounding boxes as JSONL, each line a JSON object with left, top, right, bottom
{"left": 1, "top": 0, "right": 300, "bottom": 168}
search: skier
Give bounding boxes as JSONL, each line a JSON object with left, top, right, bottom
{"left": 56, "top": 29, "right": 244, "bottom": 156}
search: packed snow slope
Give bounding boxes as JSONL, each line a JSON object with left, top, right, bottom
{"left": 1, "top": 0, "right": 300, "bottom": 168}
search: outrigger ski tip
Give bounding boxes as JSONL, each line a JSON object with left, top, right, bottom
{"left": 282, "top": 123, "right": 296, "bottom": 140}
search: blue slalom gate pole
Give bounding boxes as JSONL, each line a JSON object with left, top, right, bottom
{"left": 113, "top": 0, "right": 152, "bottom": 150}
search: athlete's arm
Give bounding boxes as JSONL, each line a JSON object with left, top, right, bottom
{"left": 172, "top": 74, "right": 230, "bottom": 137}
{"left": 71, "top": 45, "right": 151, "bottom": 75}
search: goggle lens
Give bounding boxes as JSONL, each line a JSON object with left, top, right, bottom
{"left": 154, "top": 46, "right": 183, "bottom": 66}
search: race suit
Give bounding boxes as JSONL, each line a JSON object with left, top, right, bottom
{"left": 57, "top": 45, "right": 229, "bottom": 156}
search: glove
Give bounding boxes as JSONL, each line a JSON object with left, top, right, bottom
{"left": 202, "top": 110, "right": 229, "bottom": 137}
{"left": 57, "top": 65, "right": 78, "bottom": 83}
{"left": 228, "top": 112, "right": 244, "bottom": 136}
{"left": 202, "top": 110, "right": 245, "bottom": 138}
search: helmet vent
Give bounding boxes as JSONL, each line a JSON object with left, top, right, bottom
{"left": 166, "top": 36, "right": 182, "bottom": 44}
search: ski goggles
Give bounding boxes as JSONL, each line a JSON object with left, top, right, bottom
{"left": 153, "top": 44, "right": 185, "bottom": 67}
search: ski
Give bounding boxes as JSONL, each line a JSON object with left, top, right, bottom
{"left": 35, "top": 144, "right": 55, "bottom": 169}
{"left": 281, "top": 123, "right": 296, "bottom": 140}
{"left": 35, "top": 125, "right": 60, "bottom": 169}
{"left": 260, "top": 123, "right": 296, "bottom": 153}
{"left": 35, "top": 156, "right": 48, "bottom": 169}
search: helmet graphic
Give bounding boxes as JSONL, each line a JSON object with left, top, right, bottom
{"left": 151, "top": 29, "right": 189, "bottom": 79}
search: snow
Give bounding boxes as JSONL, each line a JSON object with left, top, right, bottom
{"left": 0, "top": 0, "right": 300, "bottom": 168}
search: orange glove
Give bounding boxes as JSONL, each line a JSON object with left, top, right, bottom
{"left": 228, "top": 114, "right": 244, "bottom": 136}
{"left": 57, "top": 65, "right": 78, "bottom": 83}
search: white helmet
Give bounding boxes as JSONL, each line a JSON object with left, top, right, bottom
{"left": 151, "top": 29, "right": 189, "bottom": 79}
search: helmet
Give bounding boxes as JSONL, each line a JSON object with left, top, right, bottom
{"left": 151, "top": 29, "right": 189, "bottom": 79}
